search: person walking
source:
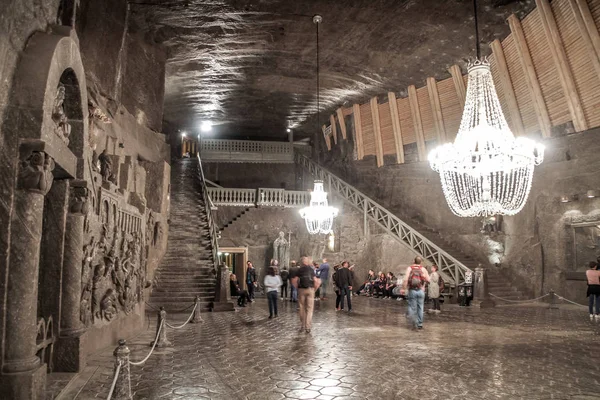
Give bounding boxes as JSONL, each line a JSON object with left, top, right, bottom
{"left": 334, "top": 261, "right": 353, "bottom": 313}
{"left": 246, "top": 261, "right": 257, "bottom": 302}
{"left": 264, "top": 266, "right": 282, "bottom": 319}
{"left": 332, "top": 265, "right": 342, "bottom": 311}
{"left": 317, "top": 258, "right": 331, "bottom": 300}
{"left": 427, "top": 265, "right": 444, "bottom": 313}
{"left": 280, "top": 267, "right": 289, "bottom": 300}
{"left": 586, "top": 261, "right": 600, "bottom": 321}
{"left": 291, "top": 256, "right": 321, "bottom": 333}
{"left": 402, "top": 256, "right": 430, "bottom": 330}
{"left": 289, "top": 260, "right": 299, "bottom": 303}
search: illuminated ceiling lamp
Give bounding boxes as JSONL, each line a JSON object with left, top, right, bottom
{"left": 428, "top": 0, "right": 544, "bottom": 217}
{"left": 299, "top": 15, "right": 338, "bottom": 235}
{"left": 300, "top": 181, "right": 338, "bottom": 234}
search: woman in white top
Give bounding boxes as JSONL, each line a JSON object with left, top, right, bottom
{"left": 428, "top": 265, "right": 443, "bottom": 313}
{"left": 264, "top": 266, "right": 282, "bottom": 319}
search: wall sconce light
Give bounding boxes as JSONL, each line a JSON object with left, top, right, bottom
{"left": 586, "top": 190, "right": 599, "bottom": 198}
{"left": 560, "top": 195, "right": 578, "bottom": 203}
{"left": 327, "top": 232, "right": 335, "bottom": 251}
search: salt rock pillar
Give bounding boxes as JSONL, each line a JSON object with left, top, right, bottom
{"left": 2, "top": 151, "right": 55, "bottom": 399}
{"left": 211, "top": 264, "right": 234, "bottom": 311}
{"left": 472, "top": 266, "right": 496, "bottom": 308}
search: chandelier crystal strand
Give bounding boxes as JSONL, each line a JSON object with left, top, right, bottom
{"left": 429, "top": 59, "right": 544, "bottom": 217}
{"left": 299, "top": 181, "right": 339, "bottom": 234}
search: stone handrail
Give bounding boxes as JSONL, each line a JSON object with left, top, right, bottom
{"left": 207, "top": 187, "right": 310, "bottom": 208}
{"left": 196, "top": 154, "right": 219, "bottom": 271}
{"left": 294, "top": 151, "right": 472, "bottom": 287}
{"left": 199, "top": 139, "right": 294, "bottom": 163}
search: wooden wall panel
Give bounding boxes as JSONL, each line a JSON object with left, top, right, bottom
{"left": 352, "top": 104, "right": 364, "bottom": 159}
{"left": 360, "top": 102, "right": 375, "bottom": 156}
{"left": 489, "top": 54, "right": 514, "bottom": 131}
{"left": 378, "top": 101, "right": 396, "bottom": 155}
{"left": 397, "top": 96, "right": 416, "bottom": 144}
{"left": 556, "top": 0, "right": 600, "bottom": 128}
{"left": 437, "top": 77, "right": 462, "bottom": 141}
{"left": 416, "top": 86, "right": 436, "bottom": 143}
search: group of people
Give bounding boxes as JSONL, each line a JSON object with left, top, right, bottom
{"left": 229, "top": 256, "right": 446, "bottom": 331}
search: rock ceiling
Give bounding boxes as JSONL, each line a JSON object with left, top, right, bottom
{"left": 130, "top": 0, "right": 534, "bottom": 139}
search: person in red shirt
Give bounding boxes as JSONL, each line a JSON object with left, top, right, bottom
{"left": 401, "top": 256, "right": 430, "bottom": 330}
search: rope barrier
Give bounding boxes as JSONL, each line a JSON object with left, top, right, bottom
{"left": 165, "top": 302, "right": 198, "bottom": 329}
{"left": 488, "top": 292, "right": 550, "bottom": 303}
{"left": 129, "top": 319, "right": 164, "bottom": 366}
{"left": 106, "top": 361, "right": 122, "bottom": 400}
{"left": 556, "top": 296, "right": 588, "bottom": 308}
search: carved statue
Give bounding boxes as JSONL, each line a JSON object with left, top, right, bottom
{"left": 81, "top": 237, "right": 97, "bottom": 289}
{"left": 19, "top": 151, "right": 55, "bottom": 195}
{"left": 98, "top": 149, "right": 117, "bottom": 184}
{"left": 92, "top": 259, "right": 108, "bottom": 320}
{"left": 91, "top": 150, "right": 101, "bottom": 172}
{"left": 273, "top": 231, "right": 290, "bottom": 270}
{"left": 100, "top": 289, "right": 118, "bottom": 321}
{"left": 80, "top": 284, "right": 92, "bottom": 326}
{"left": 52, "top": 84, "right": 72, "bottom": 145}
{"left": 69, "top": 186, "right": 89, "bottom": 215}
{"left": 145, "top": 212, "right": 155, "bottom": 247}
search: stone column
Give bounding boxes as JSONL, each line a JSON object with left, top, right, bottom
{"left": 211, "top": 264, "right": 234, "bottom": 311}
{"left": 472, "top": 266, "right": 496, "bottom": 308}
{"left": 55, "top": 180, "right": 89, "bottom": 372}
{"left": 1, "top": 150, "right": 55, "bottom": 398}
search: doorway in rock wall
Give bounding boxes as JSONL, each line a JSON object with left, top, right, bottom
{"left": 218, "top": 247, "right": 248, "bottom": 289}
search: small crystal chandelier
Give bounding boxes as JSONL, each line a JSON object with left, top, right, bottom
{"left": 300, "top": 181, "right": 338, "bottom": 234}
{"left": 428, "top": 0, "right": 544, "bottom": 218}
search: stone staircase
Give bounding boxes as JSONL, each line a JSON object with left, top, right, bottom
{"left": 406, "top": 218, "right": 526, "bottom": 300}
{"left": 148, "top": 158, "right": 217, "bottom": 312}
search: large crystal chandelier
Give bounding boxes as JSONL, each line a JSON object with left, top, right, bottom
{"left": 428, "top": 1, "right": 544, "bottom": 218}
{"left": 300, "top": 181, "right": 338, "bottom": 234}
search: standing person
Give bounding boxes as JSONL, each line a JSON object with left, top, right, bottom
{"left": 586, "top": 261, "right": 600, "bottom": 321}
{"left": 402, "top": 256, "right": 430, "bottom": 330}
{"left": 332, "top": 265, "right": 342, "bottom": 311}
{"left": 291, "top": 256, "right": 321, "bottom": 333}
{"left": 313, "top": 261, "right": 321, "bottom": 301}
{"left": 264, "top": 267, "right": 282, "bottom": 319}
{"left": 428, "top": 265, "right": 444, "bottom": 313}
{"left": 246, "top": 261, "right": 257, "bottom": 302}
{"left": 280, "top": 267, "right": 289, "bottom": 300}
{"left": 317, "top": 258, "right": 331, "bottom": 300}
{"left": 334, "top": 261, "right": 353, "bottom": 312}
{"left": 289, "top": 260, "right": 299, "bottom": 303}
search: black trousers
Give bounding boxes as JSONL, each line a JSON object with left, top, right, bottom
{"left": 335, "top": 289, "right": 342, "bottom": 309}
{"left": 340, "top": 285, "right": 352, "bottom": 310}
{"left": 432, "top": 297, "right": 441, "bottom": 310}
{"left": 248, "top": 283, "right": 255, "bottom": 300}
{"left": 281, "top": 282, "right": 288, "bottom": 298}
{"left": 267, "top": 291, "right": 278, "bottom": 316}
{"left": 237, "top": 290, "right": 250, "bottom": 306}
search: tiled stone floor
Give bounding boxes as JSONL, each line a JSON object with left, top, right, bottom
{"left": 71, "top": 297, "right": 600, "bottom": 399}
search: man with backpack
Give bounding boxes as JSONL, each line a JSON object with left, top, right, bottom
{"left": 291, "top": 256, "right": 321, "bottom": 333}
{"left": 401, "top": 256, "right": 430, "bottom": 330}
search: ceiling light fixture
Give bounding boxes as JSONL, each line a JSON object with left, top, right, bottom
{"left": 428, "top": 0, "right": 544, "bottom": 217}
{"left": 181, "top": 131, "right": 186, "bottom": 137}
{"left": 299, "top": 16, "right": 338, "bottom": 235}
{"left": 200, "top": 121, "right": 212, "bottom": 133}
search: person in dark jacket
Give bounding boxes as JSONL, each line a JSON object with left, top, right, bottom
{"left": 332, "top": 265, "right": 342, "bottom": 311}
{"left": 289, "top": 260, "right": 299, "bottom": 302}
{"left": 246, "top": 261, "right": 257, "bottom": 301}
{"left": 316, "top": 259, "right": 331, "bottom": 300}
{"left": 280, "top": 267, "right": 290, "bottom": 300}
{"left": 230, "top": 273, "right": 250, "bottom": 307}
{"left": 334, "top": 261, "right": 353, "bottom": 312}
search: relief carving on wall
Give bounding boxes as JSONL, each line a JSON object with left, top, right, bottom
{"left": 98, "top": 149, "right": 117, "bottom": 184}
{"left": 51, "top": 83, "right": 72, "bottom": 145}
{"left": 19, "top": 151, "right": 55, "bottom": 195}
{"left": 69, "top": 186, "right": 89, "bottom": 215}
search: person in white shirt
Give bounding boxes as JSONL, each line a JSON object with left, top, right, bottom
{"left": 264, "top": 267, "right": 282, "bottom": 319}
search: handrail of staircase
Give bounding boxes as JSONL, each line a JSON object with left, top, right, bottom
{"left": 196, "top": 153, "right": 219, "bottom": 272}
{"left": 294, "top": 151, "right": 472, "bottom": 287}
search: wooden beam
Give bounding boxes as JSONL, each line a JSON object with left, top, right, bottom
{"left": 426, "top": 77, "right": 447, "bottom": 143}
{"left": 387, "top": 92, "right": 405, "bottom": 164}
{"left": 369, "top": 97, "right": 385, "bottom": 167}
{"left": 408, "top": 85, "right": 427, "bottom": 161}
{"left": 321, "top": 124, "right": 331, "bottom": 151}
{"left": 508, "top": 14, "right": 552, "bottom": 138}
{"left": 490, "top": 39, "right": 526, "bottom": 136}
{"left": 336, "top": 108, "right": 347, "bottom": 139}
{"left": 569, "top": 0, "right": 600, "bottom": 82}
{"left": 352, "top": 103, "right": 364, "bottom": 159}
{"left": 448, "top": 65, "right": 466, "bottom": 108}
{"left": 536, "top": 0, "right": 587, "bottom": 131}
{"left": 329, "top": 114, "right": 338, "bottom": 145}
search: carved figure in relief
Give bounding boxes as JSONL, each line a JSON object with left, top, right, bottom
{"left": 145, "top": 212, "right": 155, "bottom": 247}
{"left": 19, "top": 151, "right": 55, "bottom": 195}
{"left": 91, "top": 150, "right": 101, "bottom": 172}
{"left": 52, "top": 84, "right": 72, "bottom": 145}
{"left": 80, "top": 284, "right": 92, "bottom": 326}
{"left": 92, "top": 259, "right": 107, "bottom": 320}
{"left": 273, "top": 231, "right": 290, "bottom": 270}
{"left": 81, "top": 237, "right": 97, "bottom": 289}
{"left": 98, "top": 149, "right": 117, "bottom": 184}
{"left": 100, "top": 289, "right": 118, "bottom": 321}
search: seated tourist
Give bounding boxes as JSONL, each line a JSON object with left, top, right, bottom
{"left": 383, "top": 272, "right": 396, "bottom": 299}
{"left": 356, "top": 269, "right": 376, "bottom": 295}
{"left": 372, "top": 272, "right": 387, "bottom": 298}
{"left": 230, "top": 273, "right": 250, "bottom": 307}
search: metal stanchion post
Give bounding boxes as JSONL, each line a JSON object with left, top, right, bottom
{"left": 548, "top": 289, "right": 559, "bottom": 309}
{"left": 192, "top": 296, "right": 203, "bottom": 323}
{"left": 112, "top": 340, "right": 132, "bottom": 400}
{"left": 151, "top": 307, "right": 172, "bottom": 347}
